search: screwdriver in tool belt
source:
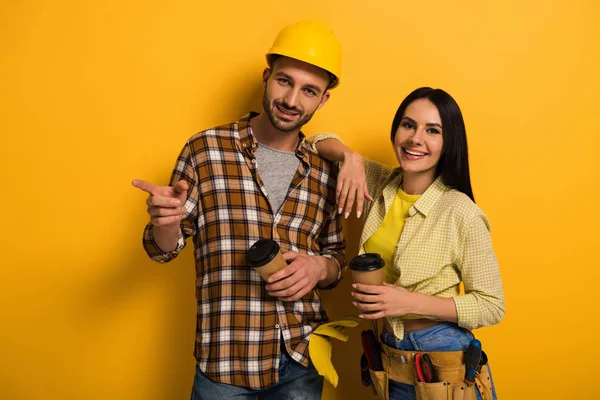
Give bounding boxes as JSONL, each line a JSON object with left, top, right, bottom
{"left": 465, "top": 339, "right": 482, "bottom": 383}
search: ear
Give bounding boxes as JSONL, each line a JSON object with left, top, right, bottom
{"left": 316, "top": 91, "right": 331, "bottom": 111}
{"left": 262, "top": 68, "right": 271, "bottom": 87}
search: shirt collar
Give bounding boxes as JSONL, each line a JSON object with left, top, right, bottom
{"left": 385, "top": 168, "right": 449, "bottom": 217}
{"left": 409, "top": 176, "right": 449, "bottom": 217}
{"left": 238, "top": 112, "right": 259, "bottom": 150}
{"left": 238, "top": 112, "right": 310, "bottom": 162}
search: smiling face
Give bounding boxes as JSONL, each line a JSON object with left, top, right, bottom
{"left": 261, "top": 56, "right": 330, "bottom": 133}
{"left": 393, "top": 98, "right": 444, "bottom": 184}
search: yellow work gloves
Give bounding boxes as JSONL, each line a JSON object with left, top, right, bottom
{"left": 308, "top": 316, "right": 361, "bottom": 387}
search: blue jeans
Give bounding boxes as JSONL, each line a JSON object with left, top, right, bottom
{"left": 190, "top": 342, "right": 323, "bottom": 400}
{"left": 380, "top": 323, "right": 498, "bottom": 400}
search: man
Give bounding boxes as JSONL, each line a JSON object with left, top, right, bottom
{"left": 132, "top": 20, "right": 346, "bottom": 399}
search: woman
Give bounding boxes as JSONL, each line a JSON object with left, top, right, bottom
{"left": 310, "top": 87, "right": 505, "bottom": 399}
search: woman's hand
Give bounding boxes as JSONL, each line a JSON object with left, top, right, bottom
{"left": 337, "top": 151, "right": 372, "bottom": 219}
{"left": 351, "top": 283, "right": 459, "bottom": 323}
{"left": 351, "top": 283, "right": 415, "bottom": 319}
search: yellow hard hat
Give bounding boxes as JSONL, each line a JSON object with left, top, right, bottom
{"left": 266, "top": 20, "right": 342, "bottom": 89}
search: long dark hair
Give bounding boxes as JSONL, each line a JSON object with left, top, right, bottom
{"left": 390, "top": 87, "right": 475, "bottom": 202}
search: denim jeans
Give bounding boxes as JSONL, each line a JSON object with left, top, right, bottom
{"left": 190, "top": 342, "right": 323, "bottom": 400}
{"left": 380, "top": 323, "right": 498, "bottom": 400}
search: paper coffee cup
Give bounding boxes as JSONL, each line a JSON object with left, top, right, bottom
{"left": 247, "top": 239, "right": 287, "bottom": 281}
{"left": 350, "top": 253, "right": 385, "bottom": 316}
{"left": 349, "top": 253, "right": 385, "bottom": 287}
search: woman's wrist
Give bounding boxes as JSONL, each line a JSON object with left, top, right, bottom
{"left": 342, "top": 149, "right": 361, "bottom": 163}
{"left": 406, "top": 291, "right": 422, "bottom": 315}
{"left": 410, "top": 292, "right": 458, "bottom": 322}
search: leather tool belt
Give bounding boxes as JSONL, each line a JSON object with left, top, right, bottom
{"left": 365, "top": 341, "right": 494, "bottom": 400}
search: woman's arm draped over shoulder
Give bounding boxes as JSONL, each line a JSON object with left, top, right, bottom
{"left": 308, "top": 133, "right": 393, "bottom": 218}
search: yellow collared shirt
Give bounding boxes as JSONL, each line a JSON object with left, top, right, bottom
{"left": 308, "top": 133, "right": 505, "bottom": 339}
{"left": 361, "top": 160, "right": 505, "bottom": 339}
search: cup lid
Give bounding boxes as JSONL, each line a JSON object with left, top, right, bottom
{"left": 349, "top": 253, "right": 385, "bottom": 271}
{"left": 247, "top": 239, "right": 280, "bottom": 268}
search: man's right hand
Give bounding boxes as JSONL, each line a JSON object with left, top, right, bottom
{"left": 131, "top": 179, "right": 189, "bottom": 227}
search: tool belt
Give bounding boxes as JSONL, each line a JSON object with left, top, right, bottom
{"left": 363, "top": 341, "right": 494, "bottom": 400}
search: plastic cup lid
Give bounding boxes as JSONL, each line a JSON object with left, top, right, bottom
{"left": 349, "top": 253, "right": 385, "bottom": 271}
{"left": 247, "top": 239, "right": 280, "bottom": 268}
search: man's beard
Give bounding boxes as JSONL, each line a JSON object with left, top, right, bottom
{"left": 262, "top": 91, "right": 316, "bottom": 133}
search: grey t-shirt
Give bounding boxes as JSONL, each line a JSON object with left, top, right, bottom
{"left": 254, "top": 143, "right": 300, "bottom": 213}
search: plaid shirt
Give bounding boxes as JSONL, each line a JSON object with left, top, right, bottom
{"left": 310, "top": 133, "right": 505, "bottom": 338}
{"left": 143, "top": 113, "right": 345, "bottom": 390}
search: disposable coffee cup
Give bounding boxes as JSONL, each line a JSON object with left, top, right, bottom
{"left": 349, "top": 253, "right": 385, "bottom": 288}
{"left": 350, "top": 253, "right": 385, "bottom": 315}
{"left": 247, "top": 239, "right": 287, "bottom": 281}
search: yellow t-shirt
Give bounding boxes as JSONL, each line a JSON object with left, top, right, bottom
{"left": 364, "top": 187, "right": 420, "bottom": 284}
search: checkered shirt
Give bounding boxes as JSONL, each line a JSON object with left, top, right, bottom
{"left": 142, "top": 114, "right": 345, "bottom": 389}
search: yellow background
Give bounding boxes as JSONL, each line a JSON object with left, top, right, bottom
{"left": 2, "top": 0, "right": 598, "bottom": 399}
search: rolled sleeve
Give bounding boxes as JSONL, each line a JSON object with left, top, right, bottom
{"left": 453, "top": 215, "right": 506, "bottom": 330}
{"left": 307, "top": 132, "right": 344, "bottom": 154}
{"left": 142, "top": 223, "right": 186, "bottom": 262}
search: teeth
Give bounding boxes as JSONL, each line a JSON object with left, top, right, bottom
{"left": 277, "top": 106, "right": 297, "bottom": 115}
{"left": 404, "top": 149, "right": 426, "bottom": 156}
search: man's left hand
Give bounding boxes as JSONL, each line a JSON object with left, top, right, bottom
{"left": 265, "top": 251, "right": 328, "bottom": 301}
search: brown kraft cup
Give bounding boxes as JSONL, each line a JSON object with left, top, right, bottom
{"left": 247, "top": 239, "right": 287, "bottom": 281}
{"left": 349, "top": 253, "right": 385, "bottom": 288}
{"left": 350, "top": 253, "right": 385, "bottom": 316}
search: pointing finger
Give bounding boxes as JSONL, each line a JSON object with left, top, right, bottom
{"left": 132, "top": 179, "right": 159, "bottom": 195}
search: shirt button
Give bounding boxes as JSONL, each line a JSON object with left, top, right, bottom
{"left": 251, "top": 159, "right": 256, "bottom": 164}
{"left": 252, "top": 143, "right": 256, "bottom": 148}
{"left": 275, "top": 324, "right": 280, "bottom": 329}
{"left": 243, "top": 143, "right": 247, "bottom": 147}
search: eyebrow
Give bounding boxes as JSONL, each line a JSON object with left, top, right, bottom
{"left": 402, "top": 116, "right": 442, "bottom": 129}
{"left": 274, "top": 71, "right": 324, "bottom": 95}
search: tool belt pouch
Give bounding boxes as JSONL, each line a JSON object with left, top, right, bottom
{"left": 412, "top": 378, "right": 479, "bottom": 400}
{"left": 368, "top": 369, "right": 389, "bottom": 400}
{"left": 361, "top": 348, "right": 389, "bottom": 400}
{"left": 413, "top": 380, "right": 472, "bottom": 400}
{"left": 381, "top": 343, "right": 482, "bottom": 400}
{"left": 474, "top": 364, "right": 493, "bottom": 400}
